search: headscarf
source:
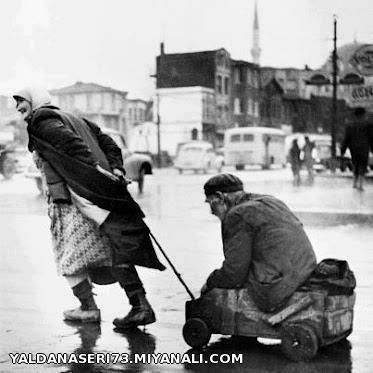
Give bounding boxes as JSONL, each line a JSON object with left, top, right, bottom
{"left": 13, "top": 85, "right": 51, "bottom": 110}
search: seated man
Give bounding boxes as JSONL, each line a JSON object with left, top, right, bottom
{"left": 201, "top": 173, "right": 317, "bottom": 312}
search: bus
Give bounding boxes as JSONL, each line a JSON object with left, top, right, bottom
{"left": 224, "top": 127, "right": 286, "bottom": 170}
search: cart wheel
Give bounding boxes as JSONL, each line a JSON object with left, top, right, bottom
{"left": 183, "top": 318, "right": 211, "bottom": 348}
{"left": 280, "top": 323, "right": 318, "bottom": 361}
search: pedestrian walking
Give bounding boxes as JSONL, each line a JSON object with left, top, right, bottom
{"left": 13, "top": 86, "right": 165, "bottom": 328}
{"left": 302, "top": 136, "right": 315, "bottom": 183}
{"left": 341, "top": 107, "right": 372, "bottom": 191}
{"left": 201, "top": 173, "right": 317, "bottom": 312}
{"left": 289, "top": 139, "right": 301, "bottom": 186}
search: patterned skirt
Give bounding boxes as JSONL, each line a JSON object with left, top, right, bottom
{"left": 48, "top": 202, "right": 113, "bottom": 276}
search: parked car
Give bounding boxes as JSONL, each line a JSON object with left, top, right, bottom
{"left": 25, "top": 127, "right": 153, "bottom": 194}
{"left": 105, "top": 128, "right": 153, "bottom": 193}
{"left": 0, "top": 145, "right": 16, "bottom": 180}
{"left": 9, "top": 147, "right": 32, "bottom": 173}
{"left": 0, "top": 132, "right": 17, "bottom": 180}
{"left": 174, "top": 141, "right": 221, "bottom": 174}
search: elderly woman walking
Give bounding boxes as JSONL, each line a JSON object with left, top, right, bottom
{"left": 13, "top": 86, "right": 165, "bottom": 328}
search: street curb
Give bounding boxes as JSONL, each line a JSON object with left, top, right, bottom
{"left": 294, "top": 210, "right": 373, "bottom": 226}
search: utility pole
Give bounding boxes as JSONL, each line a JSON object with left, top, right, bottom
{"left": 150, "top": 42, "right": 164, "bottom": 168}
{"left": 306, "top": 16, "right": 364, "bottom": 173}
{"left": 156, "top": 90, "right": 161, "bottom": 168}
{"left": 331, "top": 15, "right": 338, "bottom": 170}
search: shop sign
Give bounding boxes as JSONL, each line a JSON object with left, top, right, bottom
{"left": 351, "top": 84, "right": 373, "bottom": 107}
{"left": 350, "top": 45, "right": 373, "bottom": 76}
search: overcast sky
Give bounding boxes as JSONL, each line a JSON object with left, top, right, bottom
{"left": 0, "top": 0, "right": 372, "bottom": 99}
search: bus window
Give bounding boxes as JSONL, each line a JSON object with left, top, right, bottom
{"left": 230, "top": 134, "right": 241, "bottom": 142}
{"left": 243, "top": 134, "right": 254, "bottom": 142}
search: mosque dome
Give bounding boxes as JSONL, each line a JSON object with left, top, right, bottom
{"left": 321, "top": 40, "right": 366, "bottom": 74}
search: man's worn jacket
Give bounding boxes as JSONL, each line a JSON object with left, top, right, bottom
{"left": 206, "top": 192, "right": 317, "bottom": 312}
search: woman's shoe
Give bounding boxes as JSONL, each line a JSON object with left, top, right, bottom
{"left": 63, "top": 307, "right": 101, "bottom": 323}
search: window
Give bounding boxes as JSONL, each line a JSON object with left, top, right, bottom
{"left": 234, "top": 98, "right": 240, "bottom": 114}
{"left": 234, "top": 98, "right": 244, "bottom": 114}
{"left": 287, "top": 79, "right": 297, "bottom": 92}
{"left": 254, "top": 101, "right": 259, "bottom": 117}
{"left": 239, "top": 99, "right": 244, "bottom": 114}
{"left": 217, "top": 75, "right": 223, "bottom": 94}
{"left": 191, "top": 128, "right": 198, "bottom": 140}
{"left": 247, "top": 98, "right": 253, "bottom": 115}
{"left": 230, "top": 134, "right": 241, "bottom": 142}
{"left": 224, "top": 77, "right": 229, "bottom": 95}
{"left": 247, "top": 70, "right": 252, "bottom": 85}
{"left": 128, "top": 108, "right": 132, "bottom": 120}
{"left": 243, "top": 134, "right": 254, "bottom": 142}
{"left": 111, "top": 93, "right": 116, "bottom": 111}
{"left": 234, "top": 67, "right": 244, "bottom": 84}
{"left": 252, "top": 71, "right": 259, "bottom": 88}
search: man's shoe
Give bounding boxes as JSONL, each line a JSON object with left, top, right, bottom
{"left": 113, "top": 306, "right": 156, "bottom": 329}
{"left": 113, "top": 293, "right": 156, "bottom": 329}
{"left": 63, "top": 307, "right": 101, "bottom": 323}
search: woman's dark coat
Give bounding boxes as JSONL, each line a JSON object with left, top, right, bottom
{"left": 27, "top": 105, "right": 165, "bottom": 271}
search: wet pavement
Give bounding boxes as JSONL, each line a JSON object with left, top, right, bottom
{"left": 0, "top": 168, "right": 372, "bottom": 372}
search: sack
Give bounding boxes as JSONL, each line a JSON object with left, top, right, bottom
{"left": 302, "top": 258, "right": 356, "bottom": 295}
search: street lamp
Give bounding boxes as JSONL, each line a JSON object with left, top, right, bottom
{"left": 306, "top": 16, "right": 364, "bottom": 171}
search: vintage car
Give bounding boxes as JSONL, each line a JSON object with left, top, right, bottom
{"left": 0, "top": 145, "right": 16, "bottom": 180}
{"left": 174, "top": 141, "right": 222, "bottom": 174}
{"left": 25, "top": 127, "right": 153, "bottom": 193}
{"left": 0, "top": 132, "right": 17, "bottom": 180}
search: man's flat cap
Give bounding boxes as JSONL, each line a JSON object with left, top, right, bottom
{"left": 204, "top": 173, "right": 243, "bottom": 196}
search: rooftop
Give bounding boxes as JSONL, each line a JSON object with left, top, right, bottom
{"left": 50, "top": 81, "right": 127, "bottom": 96}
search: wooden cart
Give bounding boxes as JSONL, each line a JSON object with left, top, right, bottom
{"left": 183, "top": 288, "right": 355, "bottom": 361}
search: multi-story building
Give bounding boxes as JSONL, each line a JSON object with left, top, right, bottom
{"left": 125, "top": 98, "right": 152, "bottom": 143}
{"left": 231, "top": 60, "right": 261, "bottom": 127}
{"left": 156, "top": 86, "right": 215, "bottom": 155}
{"left": 261, "top": 66, "right": 313, "bottom": 99}
{"left": 126, "top": 99, "right": 149, "bottom": 127}
{"left": 155, "top": 46, "right": 261, "bottom": 150}
{"left": 50, "top": 81, "right": 128, "bottom": 134}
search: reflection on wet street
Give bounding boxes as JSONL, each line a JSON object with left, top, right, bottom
{"left": 185, "top": 336, "right": 352, "bottom": 373}
{"left": 0, "top": 171, "right": 372, "bottom": 372}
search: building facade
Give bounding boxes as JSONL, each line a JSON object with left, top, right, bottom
{"left": 231, "top": 60, "right": 261, "bottom": 127}
{"left": 50, "top": 81, "right": 128, "bottom": 134}
{"left": 155, "top": 86, "right": 215, "bottom": 156}
{"left": 308, "top": 41, "right": 372, "bottom": 110}
{"left": 261, "top": 66, "right": 313, "bottom": 99}
{"left": 156, "top": 47, "right": 261, "bottom": 149}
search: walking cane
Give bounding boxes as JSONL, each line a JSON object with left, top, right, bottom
{"left": 148, "top": 230, "right": 196, "bottom": 301}
{"left": 118, "top": 177, "right": 196, "bottom": 300}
